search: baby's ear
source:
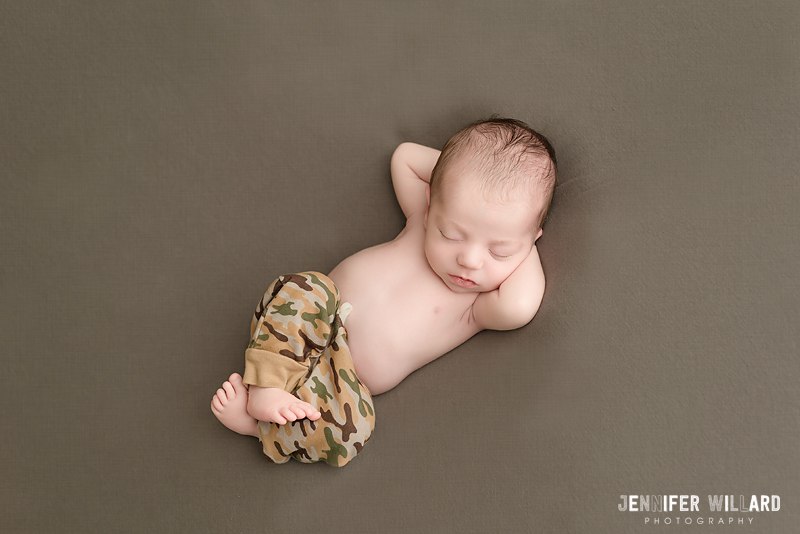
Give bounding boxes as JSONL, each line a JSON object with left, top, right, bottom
{"left": 535, "top": 228, "right": 543, "bottom": 241}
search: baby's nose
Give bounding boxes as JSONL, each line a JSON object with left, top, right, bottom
{"left": 457, "top": 250, "right": 483, "bottom": 270}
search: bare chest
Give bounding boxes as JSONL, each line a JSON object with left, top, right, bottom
{"left": 328, "top": 224, "right": 481, "bottom": 393}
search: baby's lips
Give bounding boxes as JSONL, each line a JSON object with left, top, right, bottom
{"left": 449, "top": 274, "right": 477, "bottom": 288}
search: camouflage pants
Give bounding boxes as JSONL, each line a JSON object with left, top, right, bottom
{"left": 242, "top": 272, "right": 375, "bottom": 467}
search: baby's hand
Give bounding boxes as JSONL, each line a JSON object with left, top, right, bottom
{"left": 473, "top": 245, "right": 545, "bottom": 331}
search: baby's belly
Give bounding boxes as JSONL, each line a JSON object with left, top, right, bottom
{"left": 340, "top": 296, "right": 480, "bottom": 395}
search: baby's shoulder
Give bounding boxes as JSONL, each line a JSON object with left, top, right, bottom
{"left": 369, "top": 214, "right": 424, "bottom": 254}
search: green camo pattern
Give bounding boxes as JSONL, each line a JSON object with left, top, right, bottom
{"left": 249, "top": 272, "right": 375, "bottom": 467}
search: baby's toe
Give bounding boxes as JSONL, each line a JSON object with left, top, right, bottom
{"left": 222, "top": 381, "right": 235, "bottom": 397}
{"left": 288, "top": 405, "right": 307, "bottom": 419}
{"left": 279, "top": 407, "right": 298, "bottom": 422}
{"left": 274, "top": 414, "right": 288, "bottom": 425}
{"left": 267, "top": 409, "right": 287, "bottom": 425}
{"left": 229, "top": 373, "right": 244, "bottom": 388}
{"left": 299, "top": 403, "right": 320, "bottom": 418}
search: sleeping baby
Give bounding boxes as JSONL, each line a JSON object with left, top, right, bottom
{"left": 211, "top": 117, "right": 557, "bottom": 466}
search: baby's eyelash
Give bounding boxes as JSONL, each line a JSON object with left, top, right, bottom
{"left": 440, "top": 230, "right": 459, "bottom": 241}
{"left": 490, "top": 251, "right": 511, "bottom": 259}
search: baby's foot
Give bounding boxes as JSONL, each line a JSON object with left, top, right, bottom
{"left": 211, "top": 373, "right": 259, "bottom": 437}
{"left": 247, "top": 385, "right": 321, "bottom": 425}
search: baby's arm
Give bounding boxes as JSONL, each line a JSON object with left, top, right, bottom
{"left": 471, "top": 246, "right": 545, "bottom": 331}
{"left": 390, "top": 142, "right": 441, "bottom": 218}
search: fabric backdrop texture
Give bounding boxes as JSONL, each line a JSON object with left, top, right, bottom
{"left": 1, "top": 1, "right": 798, "bottom": 532}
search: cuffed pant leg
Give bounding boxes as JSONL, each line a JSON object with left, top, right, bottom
{"left": 242, "top": 272, "right": 340, "bottom": 392}
{"left": 257, "top": 326, "right": 375, "bottom": 467}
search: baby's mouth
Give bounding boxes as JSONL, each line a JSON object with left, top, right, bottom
{"left": 449, "top": 274, "right": 477, "bottom": 288}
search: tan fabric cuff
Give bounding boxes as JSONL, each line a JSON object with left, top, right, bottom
{"left": 242, "top": 348, "right": 309, "bottom": 392}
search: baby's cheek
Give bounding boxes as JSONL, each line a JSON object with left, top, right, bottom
{"left": 499, "top": 263, "right": 518, "bottom": 283}
{"left": 484, "top": 266, "right": 506, "bottom": 290}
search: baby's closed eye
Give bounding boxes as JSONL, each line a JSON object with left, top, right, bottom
{"left": 490, "top": 250, "right": 512, "bottom": 259}
{"left": 439, "top": 230, "right": 462, "bottom": 241}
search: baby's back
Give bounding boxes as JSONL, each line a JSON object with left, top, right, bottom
{"left": 329, "top": 215, "right": 482, "bottom": 395}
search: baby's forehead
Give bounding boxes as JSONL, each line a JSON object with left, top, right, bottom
{"left": 434, "top": 182, "right": 541, "bottom": 232}
{"left": 439, "top": 165, "right": 543, "bottom": 209}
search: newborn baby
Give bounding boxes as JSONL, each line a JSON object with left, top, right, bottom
{"left": 211, "top": 117, "right": 557, "bottom": 466}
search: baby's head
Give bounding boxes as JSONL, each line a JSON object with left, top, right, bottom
{"left": 429, "top": 117, "right": 557, "bottom": 232}
{"left": 424, "top": 118, "right": 557, "bottom": 293}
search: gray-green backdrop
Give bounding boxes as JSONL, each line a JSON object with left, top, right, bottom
{"left": 2, "top": 1, "right": 798, "bottom": 532}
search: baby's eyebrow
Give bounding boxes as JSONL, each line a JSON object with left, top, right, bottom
{"left": 444, "top": 221, "right": 467, "bottom": 234}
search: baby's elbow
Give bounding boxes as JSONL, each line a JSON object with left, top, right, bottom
{"left": 507, "top": 291, "right": 544, "bottom": 330}
{"left": 510, "top": 303, "right": 539, "bottom": 330}
{"left": 391, "top": 142, "right": 414, "bottom": 164}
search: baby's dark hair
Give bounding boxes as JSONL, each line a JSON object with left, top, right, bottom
{"left": 430, "top": 117, "right": 558, "bottom": 230}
